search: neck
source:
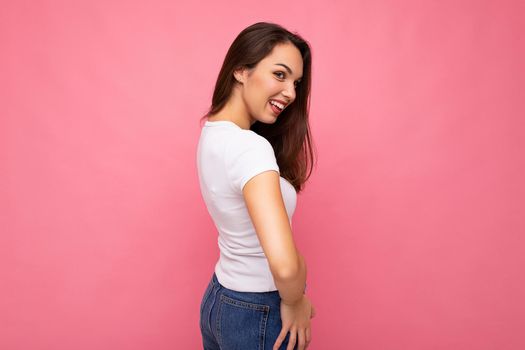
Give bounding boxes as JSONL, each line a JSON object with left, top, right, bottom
{"left": 208, "top": 89, "right": 253, "bottom": 130}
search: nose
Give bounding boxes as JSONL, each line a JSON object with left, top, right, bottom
{"left": 281, "top": 82, "right": 296, "bottom": 103}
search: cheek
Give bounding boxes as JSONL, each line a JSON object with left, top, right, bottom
{"left": 246, "top": 76, "right": 280, "bottom": 111}
{"left": 264, "top": 78, "right": 280, "bottom": 91}
{"left": 251, "top": 75, "right": 279, "bottom": 92}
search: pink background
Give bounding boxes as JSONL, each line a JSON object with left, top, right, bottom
{"left": 1, "top": 0, "right": 524, "bottom": 349}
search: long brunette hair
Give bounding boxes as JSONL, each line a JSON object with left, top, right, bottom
{"left": 200, "top": 22, "right": 316, "bottom": 193}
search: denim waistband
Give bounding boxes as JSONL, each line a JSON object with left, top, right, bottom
{"left": 211, "top": 272, "right": 307, "bottom": 295}
{"left": 211, "top": 272, "right": 220, "bottom": 286}
{"left": 210, "top": 272, "right": 282, "bottom": 296}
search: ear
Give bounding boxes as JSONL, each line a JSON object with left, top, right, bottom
{"left": 233, "top": 67, "right": 246, "bottom": 83}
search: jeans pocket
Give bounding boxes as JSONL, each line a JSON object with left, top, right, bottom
{"left": 217, "top": 294, "right": 270, "bottom": 350}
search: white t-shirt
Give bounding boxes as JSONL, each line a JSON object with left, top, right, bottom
{"left": 196, "top": 120, "right": 297, "bottom": 292}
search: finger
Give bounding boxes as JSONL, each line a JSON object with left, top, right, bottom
{"left": 311, "top": 306, "right": 316, "bottom": 318}
{"left": 306, "top": 327, "right": 311, "bottom": 347}
{"left": 286, "top": 328, "right": 297, "bottom": 350}
{"left": 297, "top": 328, "right": 307, "bottom": 350}
{"left": 273, "top": 327, "right": 289, "bottom": 350}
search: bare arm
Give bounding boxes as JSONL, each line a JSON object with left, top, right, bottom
{"left": 242, "top": 170, "right": 306, "bottom": 304}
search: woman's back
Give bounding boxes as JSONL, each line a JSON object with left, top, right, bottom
{"left": 197, "top": 119, "right": 297, "bottom": 292}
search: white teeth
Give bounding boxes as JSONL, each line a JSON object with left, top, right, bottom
{"left": 270, "top": 100, "right": 284, "bottom": 110}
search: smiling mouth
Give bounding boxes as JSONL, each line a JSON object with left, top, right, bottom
{"left": 269, "top": 101, "right": 283, "bottom": 115}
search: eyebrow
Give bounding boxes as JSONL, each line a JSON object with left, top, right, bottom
{"left": 275, "top": 63, "right": 302, "bottom": 82}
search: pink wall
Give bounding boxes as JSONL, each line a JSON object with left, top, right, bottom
{"left": 1, "top": 1, "right": 523, "bottom": 349}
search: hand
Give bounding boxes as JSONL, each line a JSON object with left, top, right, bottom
{"left": 273, "top": 295, "right": 315, "bottom": 350}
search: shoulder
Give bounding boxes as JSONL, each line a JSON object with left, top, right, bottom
{"left": 226, "top": 130, "right": 275, "bottom": 156}
{"left": 231, "top": 129, "right": 271, "bottom": 145}
{"left": 224, "top": 130, "right": 279, "bottom": 192}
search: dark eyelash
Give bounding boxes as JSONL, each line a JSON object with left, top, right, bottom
{"left": 275, "top": 71, "right": 300, "bottom": 87}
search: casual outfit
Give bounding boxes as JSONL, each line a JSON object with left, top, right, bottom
{"left": 196, "top": 120, "right": 298, "bottom": 349}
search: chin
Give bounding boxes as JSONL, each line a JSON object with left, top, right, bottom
{"left": 267, "top": 112, "right": 281, "bottom": 122}
{"left": 253, "top": 117, "right": 276, "bottom": 125}
{"left": 264, "top": 118, "right": 278, "bottom": 125}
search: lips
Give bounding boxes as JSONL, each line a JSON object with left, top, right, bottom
{"left": 270, "top": 99, "right": 287, "bottom": 107}
{"left": 269, "top": 101, "right": 282, "bottom": 115}
{"left": 268, "top": 99, "right": 288, "bottom": 116}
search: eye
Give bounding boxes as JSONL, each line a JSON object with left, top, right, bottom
{"left": 275, "top": 71, "right": 300, "bottom": 89}
{"left": 274, "top": 71, "right": 286, "bottom": 79}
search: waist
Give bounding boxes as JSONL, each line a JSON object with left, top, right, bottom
{"left": 215, "top": 257, "right": 278, "bottom": 292}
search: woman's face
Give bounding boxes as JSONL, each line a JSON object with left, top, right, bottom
{"left": 235, "top": 42, "right": 304, "bottom": 125}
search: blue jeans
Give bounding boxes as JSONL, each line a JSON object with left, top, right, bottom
{"left": 200, "top": 272, "right": 297, "bottom": 350}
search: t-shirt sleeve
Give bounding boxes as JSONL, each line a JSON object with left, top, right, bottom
{"left": 225, "top": 132, "right": 280, "bottom": 193}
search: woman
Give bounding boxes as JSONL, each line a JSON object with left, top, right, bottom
{"left": 197, "top": 22, "right": 316, "bottom": 350}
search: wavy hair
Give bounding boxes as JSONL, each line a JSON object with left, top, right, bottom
{"left": 200, "top": 22, "right": 316, "bottom": 193}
